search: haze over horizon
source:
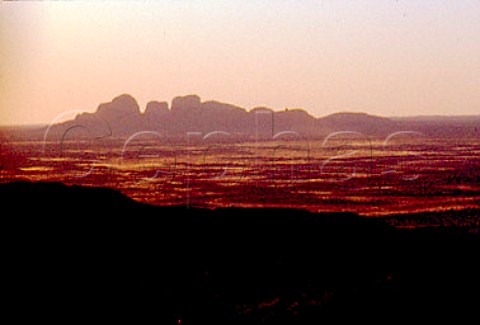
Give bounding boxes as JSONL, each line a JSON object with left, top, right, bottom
{"left": 1, "top": 1, "right": 480, "bottom": 125}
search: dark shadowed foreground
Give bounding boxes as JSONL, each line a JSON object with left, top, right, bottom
{"left": 2, "top": 182, "right": 479, "bottom": 323}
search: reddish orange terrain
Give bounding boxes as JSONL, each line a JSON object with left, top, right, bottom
{"left": 1, "top": 116, "right": 479, "bottom": 323}
{"left": 1, "top": 122, "right": 479, "bottom": 231}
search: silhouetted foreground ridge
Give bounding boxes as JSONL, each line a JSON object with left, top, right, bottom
{"left": 2, "top": 182, "right": 479, "bottom": 323}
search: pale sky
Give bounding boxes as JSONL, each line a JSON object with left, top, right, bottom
{"left": 1, "top": 0, "right": 479, "bottom": 125}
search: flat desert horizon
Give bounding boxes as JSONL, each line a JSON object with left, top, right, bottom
{"left": 1, "top": 93, "right": 479, "bottom": 221}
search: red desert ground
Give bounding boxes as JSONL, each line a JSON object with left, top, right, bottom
{"left": 1, "top": 94, "right": 479, "bottom": 224}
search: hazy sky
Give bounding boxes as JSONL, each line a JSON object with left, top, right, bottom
{"left": 1, "top": 1, "right": 479, "bottom": 125}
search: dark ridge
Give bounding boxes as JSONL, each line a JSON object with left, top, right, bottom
{"left": 2, "top": 181, "right": 479, "bottom": 323}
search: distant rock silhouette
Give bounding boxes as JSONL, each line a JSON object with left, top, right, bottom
{"left": 43, "top": 94, "right": 480, "bottom": 140}
{"left": 145, "top": 101, "right": 169, "bottom": 116}
{"left": 95, "top": 94, "right": 143, "bottom": 135}
{"left": 97, "top": 94, "right": 140, "bottom": 117}
{"left": 49, "top": 94, "right": 398, "bottom": 139}
{"left": 65, "top": 94, "right": 144, "bottom": 137}
{"left": 144, "top": 101, "right": 170, "bottom": 130}
{"left": 172, "top": 94, "right": 201, "bottom": 112}
{"left": 317, "top": 112, "right": 397, "bottom": 135}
